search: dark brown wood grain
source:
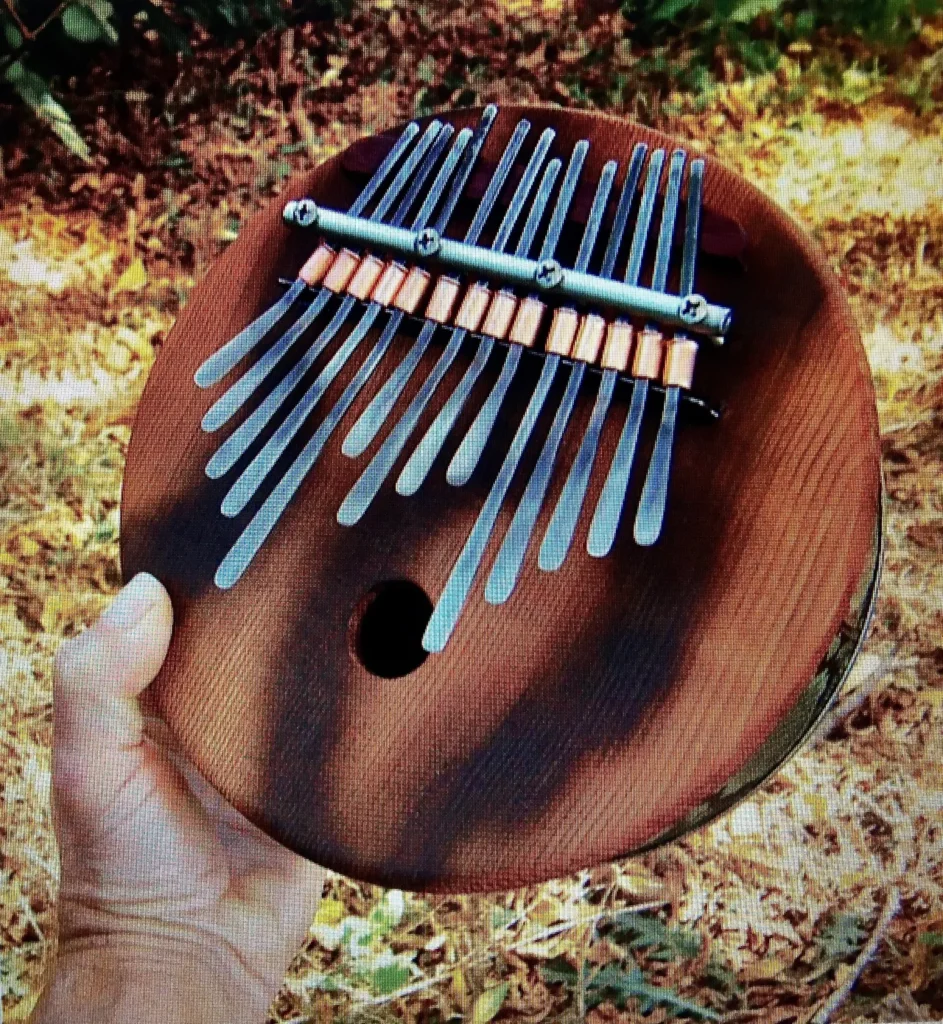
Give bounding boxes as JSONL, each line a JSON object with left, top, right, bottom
{"left": 120, "top": 106, "right": 881, "bottom": 893}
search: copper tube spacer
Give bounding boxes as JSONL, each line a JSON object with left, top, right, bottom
{"left": 600, "top": 319, "right": 634, "bottom": 372}
{"left": 663, "top": 336, "right": 699, "bottom": 390}
{"left": 508, "top": 296, "right": 546, "bottom": 348}
{"left": 632, "top": 326, "right": 665, "bottom": 380}
{"left": 425, "top": 275, "right": 462, "bottom": 324}
{"left": 298, "top": 243, "right": 336, "bottom": 287}
{"left": 346, "top": 254, "right": 385, "bottom": 301}
{"left": 322, "top": 248, "right": 361, "bottom": 293}
{"left": 392, "top": 266, "right": 432, "bottom": 314}
{"left": 546, "top": 307, "right": 580, "bottom": 357}
{"left": 454, "top": 282, "right": 492, "bottom": 333}
{"left": 370, "top": 262, "right": 407, "bottom": 307}
{"left": 481, "top": 289, "right": 518, "bottom": 340}
{"left": 572, "top": 313, "right": 607, "bottom": 365}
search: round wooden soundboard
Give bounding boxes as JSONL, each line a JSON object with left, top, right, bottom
{"left": 121, "top": 106, "right": 881, "bottom": 893}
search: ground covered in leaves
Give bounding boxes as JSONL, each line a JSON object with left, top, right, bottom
{"left": 0, "top": 5, "right": 942, "bottom": 1022}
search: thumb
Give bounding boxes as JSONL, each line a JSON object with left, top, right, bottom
{"left": 55, "top": 573, "right": 173, "bottom": 702}
{"left": 53, "top": 573, "right": 173, "bottom": 806}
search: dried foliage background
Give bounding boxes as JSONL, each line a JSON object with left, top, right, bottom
{"left": 0, "top": 3, "right": 942, "bottom": 1022}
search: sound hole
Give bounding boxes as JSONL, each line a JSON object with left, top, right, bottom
{"left": 352, "top": 580, "right": 433, "bottom": 679}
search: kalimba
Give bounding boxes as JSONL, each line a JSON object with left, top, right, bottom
{"left": 121, "top": 106, "right": 881, "bottom": 892}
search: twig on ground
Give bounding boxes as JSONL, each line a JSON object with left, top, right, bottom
{"left": 291, "top": 90, "right": 320, "bottom": 162}
{"left": 810, "top": 651, "right": 903, "bottom": 743}
{"left": 808, "top": 887, "right": 901, "bottom": 1024}
{"left": 502, "top": 899, "right": 668, "bottom": 951}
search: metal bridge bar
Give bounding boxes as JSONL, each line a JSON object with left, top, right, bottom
{"left": 283, "top": 199, "right": 732, "bottom": 339}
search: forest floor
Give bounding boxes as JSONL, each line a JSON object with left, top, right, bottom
{"left": 0, "top": 6, "right": 942, "bottom": 1022}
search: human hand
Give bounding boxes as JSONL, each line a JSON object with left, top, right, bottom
{"left": 32, "top": 573, "right": 326, "bottom": 1024}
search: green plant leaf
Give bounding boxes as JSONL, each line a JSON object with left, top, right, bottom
{"left": 586, "top": 961, "right": 720, "bottom": 1019}
{"left": 611, "top": 912, "right": 702, "bottom": 962}
{"left": 490, "top": 905, "right": 517, "bottom": 930}
{"left": 2, "top": 15, "right": 22, "bottom": 48}
{"left": 62, "top": 5, "right": 103, "bottom": 42}
{"left": 338, "top": 914, "right": 373, "bottom": 957}
{"left": 417, "top": 55, "right": 436, "bottom": 83}
{"left": 0, "top": 950, "right": 30, "bottom": 1001}
{"left": 88, "top": 1, "right": 119, "bottom": 40}
{"left": 739, "top": 38, "right": 780, "bottom": 72}
{"left": 0, "top": 414, "right": 25, "bottom": 449}
{"left": 541, "top": 956, "right": 580, "bottom": 985}
{"left": 471, "top": 983, "right": 509, "bottom": 1024}
{"left": 3, "top": 61, "right": 91, "bottom": 162}
{"left": 704, "top": 956, "right": 743, "bottom": 994}
{"left": 728, "top": 0, "right": 782, "bottom": 23}
{"left": 652, "top": 0, "right": 699, "bottom": 21}
{"left": 819, "top": 913, "right": 867, "bottom": 959}
{"left": 62, "top": 1, "right": 119, "bottom": 44}
{"left": 371, "top": 961, "right": 413, "bottom": 995}
{"left": 794, "top": 9, "right": 816, "bottom": 35}
{"left": 809, "top": 912, "right": 867, "bottom": 979}
{"left": 369, "top": 889, "right": 405, "bottom": 933}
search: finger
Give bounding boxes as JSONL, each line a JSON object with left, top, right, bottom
{"left": 55, "top": 573, "right": 173, "bottom": 701}
{"left": 53, "top": 573, "right": 173, "bottom": 807}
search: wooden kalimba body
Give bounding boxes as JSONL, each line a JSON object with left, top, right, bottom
{"left": 121, "top": 106, "right": 881, "bottom": 892}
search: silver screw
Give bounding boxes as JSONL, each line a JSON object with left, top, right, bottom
{"left": 415, "top": 227, "right": 441, "bottom": 258}
{"left": 283, "top": 198, "right": 319, "bottom": 228}
{"left": 534, "top": 258, "right": 563, "bottom": 290}
{"left": 679, "top": 293, "right": 708, "bottom": 325}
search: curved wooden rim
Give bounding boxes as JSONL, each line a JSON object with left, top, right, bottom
{"left": 641, "top": 508, "right": 882, "bottom": 856}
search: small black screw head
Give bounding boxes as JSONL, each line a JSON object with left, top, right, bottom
{"left": 415, "top": 227, "right": 441, "bottom": 258}
{"left": 679, "top": 293, "right": 708, "bottom": 325}
{"left": 535, "top": 258, "right": 563, "bottom": 290}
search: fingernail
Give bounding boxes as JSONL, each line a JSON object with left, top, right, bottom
{"left": 100, "top": 573, "right": 161, "bottom": 628}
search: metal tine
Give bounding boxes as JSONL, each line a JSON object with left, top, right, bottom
{"left": 335, "top": 131, "right": 561, "bottom": 528}
{"left": 444, "top": 145, "right": 588, "bottom": 490}
{"left": 484, "top": 159, "right": 620, "bottom": 604}
{"left": 337, "top": 144, "right": 559, "bottom": 527}
{"left": 212, "top": 108, "right": 499, "bottom": 495}
{"left": 205, "top": 123, "right": 464, "bottom": 485}
{"left": 313, "top": 110, "right": 519, "bottom": 469}
{"left": 218, "top": 127, "right": 476, "bottom": 516}
{"left": 587, "top": 148, "right": 688, "bottom": 557}
{"left": 213, "top": 112, "right": 518, "bottom": 588}
{"left": 217, "top": 110, "right": 501, "bottom": 499}
{"left": 201, "top": 120, "right": 446, "bottom": 436}
{"left": 634, "top": 158, "right": 704, "bottom": 546}
{"left": 194, "top": 121, "right": 421, "bottom": 389}
{"left": 342, "top": 126, "right": 556, "bottom": 461}
{"left": 538, "top": 145, "right": 664, "bottom": 571}
{"left": 398, "top": 140, "right": 589, "bottom": 498}
{"left": 421, "top": 355, "right": 552, "bottom": 651}
{"left": 423, "top": 144, "right": 620, "bottom": 649}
